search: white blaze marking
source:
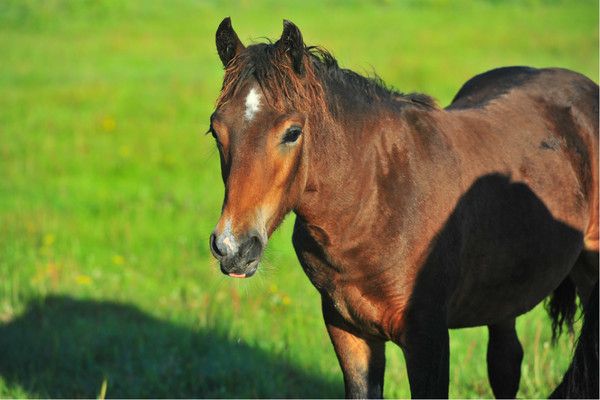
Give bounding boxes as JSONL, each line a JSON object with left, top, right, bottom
{"left": 244, "top": 87, "right": 261, "bottom": 121}
{"left": 221, "top": 220, "right": 238, "bottom": 254}
{"left": 222, "top": 236, "right": 234, "bottom": 250}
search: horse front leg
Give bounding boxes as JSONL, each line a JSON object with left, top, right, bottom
{"left": 322, "top": 297, "right": 386, "bottom": 399}
{"left": 398, "top": 315, "right": 450, "bottom": 398}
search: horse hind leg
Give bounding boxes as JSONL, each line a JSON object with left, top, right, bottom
{"left": 487, "top": 319, "right": 523, "bottom": 398}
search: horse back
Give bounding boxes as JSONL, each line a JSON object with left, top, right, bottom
{"left": 448, "top": 66, "right": 598, "bottom": 250}
{"left": 448, "top": 66, "right": 542, "bottom": 110}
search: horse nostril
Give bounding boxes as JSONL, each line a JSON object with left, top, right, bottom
{"left": 210, "top": 233, "right": 226, "bottom": 259}
{"left": 241, "top": 233, "right": 263, "bottom": 260}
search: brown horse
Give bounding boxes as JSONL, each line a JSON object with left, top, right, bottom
{"left": 207, "top": 18, "right": 599, "bottom": 398}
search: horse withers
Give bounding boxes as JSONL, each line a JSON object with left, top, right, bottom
{"left": 207, "top": 18, "right": 599, "bottom": 398}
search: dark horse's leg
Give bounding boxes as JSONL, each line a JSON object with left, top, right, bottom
{"left": 486, "top": 319, "right": 523, "bottom": 398}
{"left": 399, "top": 315, "right": 450, "bottom": 398}
{"left": 322, "top": 298, "right": 386, "bottom": 399}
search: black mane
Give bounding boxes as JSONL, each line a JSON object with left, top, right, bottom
{"left": 305, "top": 46, "right": 437, "bottom": 109}
{"left": 218, "top": 41, "right": 437, "bottom": 114}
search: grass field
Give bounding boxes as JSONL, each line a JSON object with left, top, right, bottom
{"left": 0, "top": 0, "right": 597, "bottom": 398}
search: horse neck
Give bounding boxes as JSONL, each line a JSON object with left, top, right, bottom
{"left": 295, "top": 104, "right": 418, "bottom": 231}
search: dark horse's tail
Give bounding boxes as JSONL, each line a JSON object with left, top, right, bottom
{"left": 548, "top": 280, "right": 599, "bottom": 398}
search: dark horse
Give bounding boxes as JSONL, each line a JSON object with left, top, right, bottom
{"left": 207, "top": 18, "right": 599, "bottom": 398}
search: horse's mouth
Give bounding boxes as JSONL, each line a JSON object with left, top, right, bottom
{"left": 220, "top": 259, "right": 259, "bottom": 278}
{"left": 227, "top": 270, "right": 256, "bottom": 278}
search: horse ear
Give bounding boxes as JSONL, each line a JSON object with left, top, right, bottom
{"left": 277, "top": 19, "right": 305, "bottom": 75}
{"left": 215, "top": 17, "right": 245, "bottom": 67}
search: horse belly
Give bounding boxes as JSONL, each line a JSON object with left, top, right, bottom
{"left": 445, "top": 173, "right": 585, "bottom": 328}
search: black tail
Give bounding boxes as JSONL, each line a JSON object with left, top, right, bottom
{"left": 545, "top": 277, "right": 578, "bottom": 342}
{"left": 549, "top": 281, "right": 599, "bottom": 399}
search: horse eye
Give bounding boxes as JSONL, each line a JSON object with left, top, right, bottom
{"left": 282, "top": 126, "right": 302, "bottom": 144}
{"left": 208, "top": 126, "right": 217, "bottom": 139}
{"left": 208, "top": 126, "right": 222, "bottom": 145}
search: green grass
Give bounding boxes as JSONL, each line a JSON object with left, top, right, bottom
{"left": 0, "top": 0, "right": 597, "bottom": 398}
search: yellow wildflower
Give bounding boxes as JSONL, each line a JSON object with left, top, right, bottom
{"left": 75, "top": 274, "right": 92, "bottom": 285}
{"left": 112, "top": 255, "right": 125, "bottom": 265}
{"left": 101, "top": 116, "right": 116, "bottom": 132}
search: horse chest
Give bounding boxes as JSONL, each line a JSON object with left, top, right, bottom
{"left": 292, "top": 220, "right": 409, "bottom": 338}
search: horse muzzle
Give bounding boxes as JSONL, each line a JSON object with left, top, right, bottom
{"left": 209, "top": 229, "right": 264, "bottom": 278}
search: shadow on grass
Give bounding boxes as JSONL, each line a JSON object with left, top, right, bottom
{"left": 0, "top": 296, "right": 339, "bottom": 398}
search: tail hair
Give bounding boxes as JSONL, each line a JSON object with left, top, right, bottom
{"left": 545, "top": 277, "right": 579, "bottom": 343}
{"left": 550, "top": 281, "right": 599, "bottom": 398}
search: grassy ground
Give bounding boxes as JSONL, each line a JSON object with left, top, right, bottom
{"left": 0, "top": 0, "right": 597, "bottom": 398}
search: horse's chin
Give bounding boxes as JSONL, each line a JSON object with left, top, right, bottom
{"left": 220, "top": 259, "right": 259, "bottom": 278}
